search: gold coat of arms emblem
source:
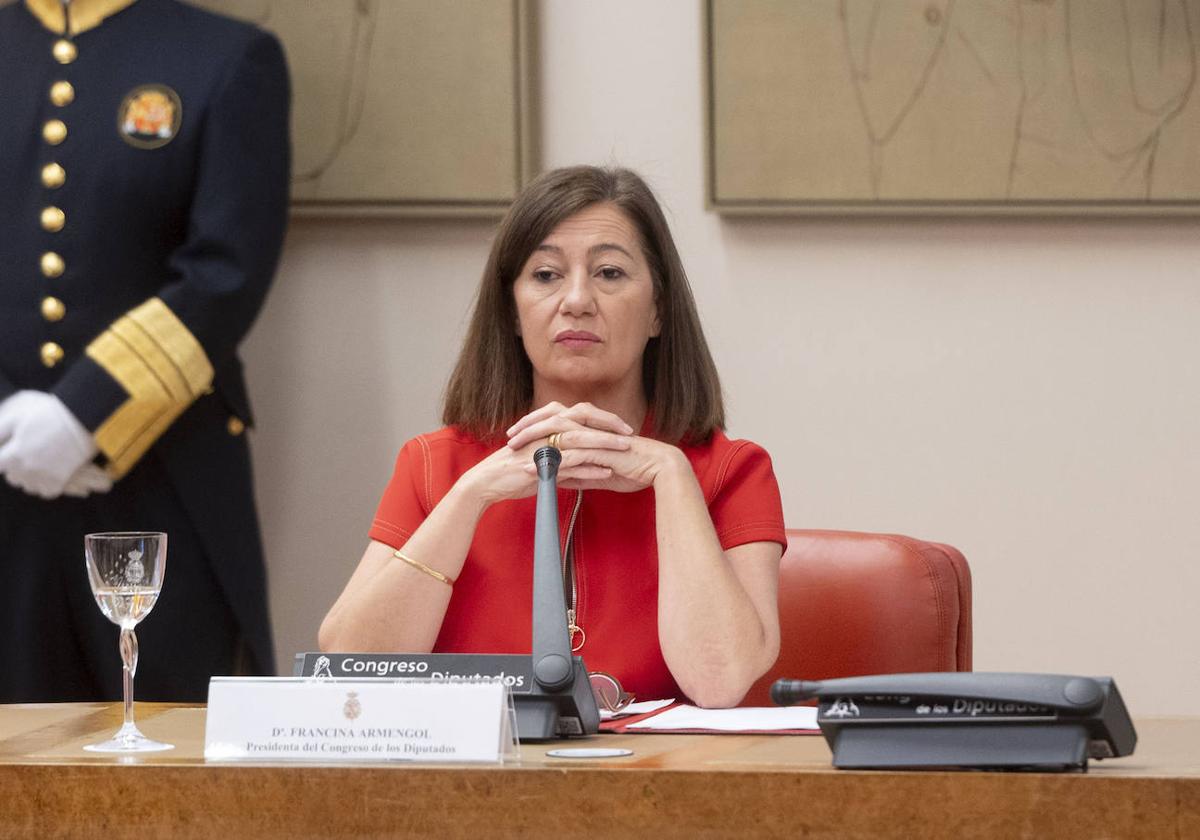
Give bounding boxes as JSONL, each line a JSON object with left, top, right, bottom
{"left": 117, "top": 84, "right": 182, "bottom": 149}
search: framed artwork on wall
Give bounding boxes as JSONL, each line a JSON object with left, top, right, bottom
{"left": 706, "top": 0, "right": 1200, "bottom": 215}
{"left": 195, "top": 0, "right": 537, "bottom": 216}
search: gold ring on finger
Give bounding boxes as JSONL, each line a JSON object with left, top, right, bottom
{"left": 548, "top": 432, "right": 563, "bottom": 450}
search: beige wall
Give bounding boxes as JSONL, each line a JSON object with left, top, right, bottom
{"left": 244, "top": 1, "right": 1200, "bottom": 714}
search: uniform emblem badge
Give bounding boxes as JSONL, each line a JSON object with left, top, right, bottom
{"left": 344, "top": 691, "right": 362, "bottom": 720}
{"left": 117, "top": 85, "right": 182, "bottom": 149}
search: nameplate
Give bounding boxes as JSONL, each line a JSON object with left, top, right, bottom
{"left": 204, "top": 677, "right": 515, "bottom": 763}
{"left": 295, "top": 651, "right": 534, "bottom": 693}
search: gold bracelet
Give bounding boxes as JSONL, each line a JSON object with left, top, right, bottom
{"left": 393, "top": 550, "right": 455, "bottom": 586}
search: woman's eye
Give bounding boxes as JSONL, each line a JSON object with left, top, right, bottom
{"left": 532, "top": 270, "right": 558, "bottom": 283}
{"left": 598, "top": 267, "right": 625, "bottom": 280}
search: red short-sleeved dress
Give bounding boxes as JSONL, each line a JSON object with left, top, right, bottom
{"left": 369, "top": 425, "right": 786, "bottom": 702}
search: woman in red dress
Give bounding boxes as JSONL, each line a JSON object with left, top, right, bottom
{"left": 320, "top": 166, "right": 785, "bottom": 707}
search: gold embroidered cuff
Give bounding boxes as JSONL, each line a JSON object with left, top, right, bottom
{"left": 393, "top": 550, "right": 455, "bottom": 586}
{"left": 87, "top": 297, "right": 214, "bottom": 478}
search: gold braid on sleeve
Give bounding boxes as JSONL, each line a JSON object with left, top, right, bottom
{"left": 86, "top": 297, "right": 214, "bottom": 478}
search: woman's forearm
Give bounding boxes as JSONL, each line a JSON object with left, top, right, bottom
{"left": 318, "top": 479, "right": 488, "bottom": 653}
{"left": 653, "top": 453, "right": 781, "bottom": 707}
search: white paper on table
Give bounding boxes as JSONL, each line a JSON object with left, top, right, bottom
{"left": 624, "top": 704, "right": 819, "bottom": 732}
{"left": 599, "top": 698, "right": 675, "bottom": 721}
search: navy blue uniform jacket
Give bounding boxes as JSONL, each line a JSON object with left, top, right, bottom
{"left": 0, "top": 0, "right": 290, "bottom": 675}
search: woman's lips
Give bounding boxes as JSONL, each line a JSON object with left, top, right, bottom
{"left": 555, "top": 330, "right": 601, "bottom": 349}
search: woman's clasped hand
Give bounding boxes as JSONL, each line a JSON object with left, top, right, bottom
{"left": 457, "top": 401, "right": 686, "bottom": 505}
{"left": 512, "top": 401, "right": 688, "bottom": 494}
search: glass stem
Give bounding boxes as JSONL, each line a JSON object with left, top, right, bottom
{"left": 120, "top": 627, "right": 138, "bottom": 728}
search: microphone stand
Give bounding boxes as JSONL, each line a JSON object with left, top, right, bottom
{"left": 513, "top": 446, "right": 600, "bottom": 738}
{"left": 531, "top": 447, "right": 574, "bottom": 691}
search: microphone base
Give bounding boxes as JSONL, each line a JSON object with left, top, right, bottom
{"left": 829, "top": 722, "right": 1090, "bottom": 771}
{"left": 516, "top": 657, "right": 600, "bottom": 740}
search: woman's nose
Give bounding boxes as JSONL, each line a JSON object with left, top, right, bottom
{"left": 559, "top": 270, "right": 596, "bottom": 315}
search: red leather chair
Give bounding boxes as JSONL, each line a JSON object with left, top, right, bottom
{"left": 741, "top": 529, "right": 972, "bottom": 707}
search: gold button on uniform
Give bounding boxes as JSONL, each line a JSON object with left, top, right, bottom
{"left": 49, "top": 81, "right": 75, "bottom": 107}
{"left": 42, "top": 163, "right": 66, "bottom": 189}
{"left": 41, "top": 206, "right": 66, "bottom": 232}
{"left": 40, "top": 252, "right": 65, "bottom": 278}
{"left": 43, "top": 119, "right": 67, "bottom": 145}
{"left": 40, "top": 342, "right": 65, "bottom": 368}
{"left": 41, "top": 296, "right": 66, "bottom": 322}
{"left": 52, "top": 39, "right": 77, "bottom": 64}
{"left": 226, "top": 416, "right": 246, "bottom": 436}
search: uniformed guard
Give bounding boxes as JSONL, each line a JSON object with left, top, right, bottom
{"left": 0, "top": 0, "right": 290, "bottom": 702}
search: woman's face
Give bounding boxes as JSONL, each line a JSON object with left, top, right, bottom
{"left": 513, "top": 202, "right": 661, "bottom": 400}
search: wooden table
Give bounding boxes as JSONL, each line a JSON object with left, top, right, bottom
{"left": 1, "top": 703, "right": 1196, "bottom": 839}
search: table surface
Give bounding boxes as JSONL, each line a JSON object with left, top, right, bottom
{"left": 1, "top": 703, "right": 1197, "bottom": 839}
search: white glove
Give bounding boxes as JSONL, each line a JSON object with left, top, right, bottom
{"left": 0, "top": 390, "right": 99, "bottom": 500}
{"left": 63, "top": 463, "right": 115, "bottom": 498}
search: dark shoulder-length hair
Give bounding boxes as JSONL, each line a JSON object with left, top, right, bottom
{"left": 443, "top": 165, "right": 724, "bottom": 444}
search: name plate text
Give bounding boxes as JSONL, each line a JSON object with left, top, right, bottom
{"left": 204, "top": 677, "right": 513, "bottom": 763}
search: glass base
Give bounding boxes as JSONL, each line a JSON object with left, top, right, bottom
{"left": 84, "top": 722, "right": 173, "bottom": 753}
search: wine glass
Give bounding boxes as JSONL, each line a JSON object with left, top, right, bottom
{"left": 83, "top": 532, "right": 173, "bottom": 753}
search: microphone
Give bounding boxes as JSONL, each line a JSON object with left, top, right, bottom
{"left": 534, "top": 445, "right": 561, "bottom": 482}
{"left": 770, "top": 679, "right": 819, "bottom": 707}
{"left": 531, "top": 446, "right": 572, "bottom": 691}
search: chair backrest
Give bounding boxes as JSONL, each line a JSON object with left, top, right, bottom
{"left": 741, "top": 529, "right": 972, "bottom": 707}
